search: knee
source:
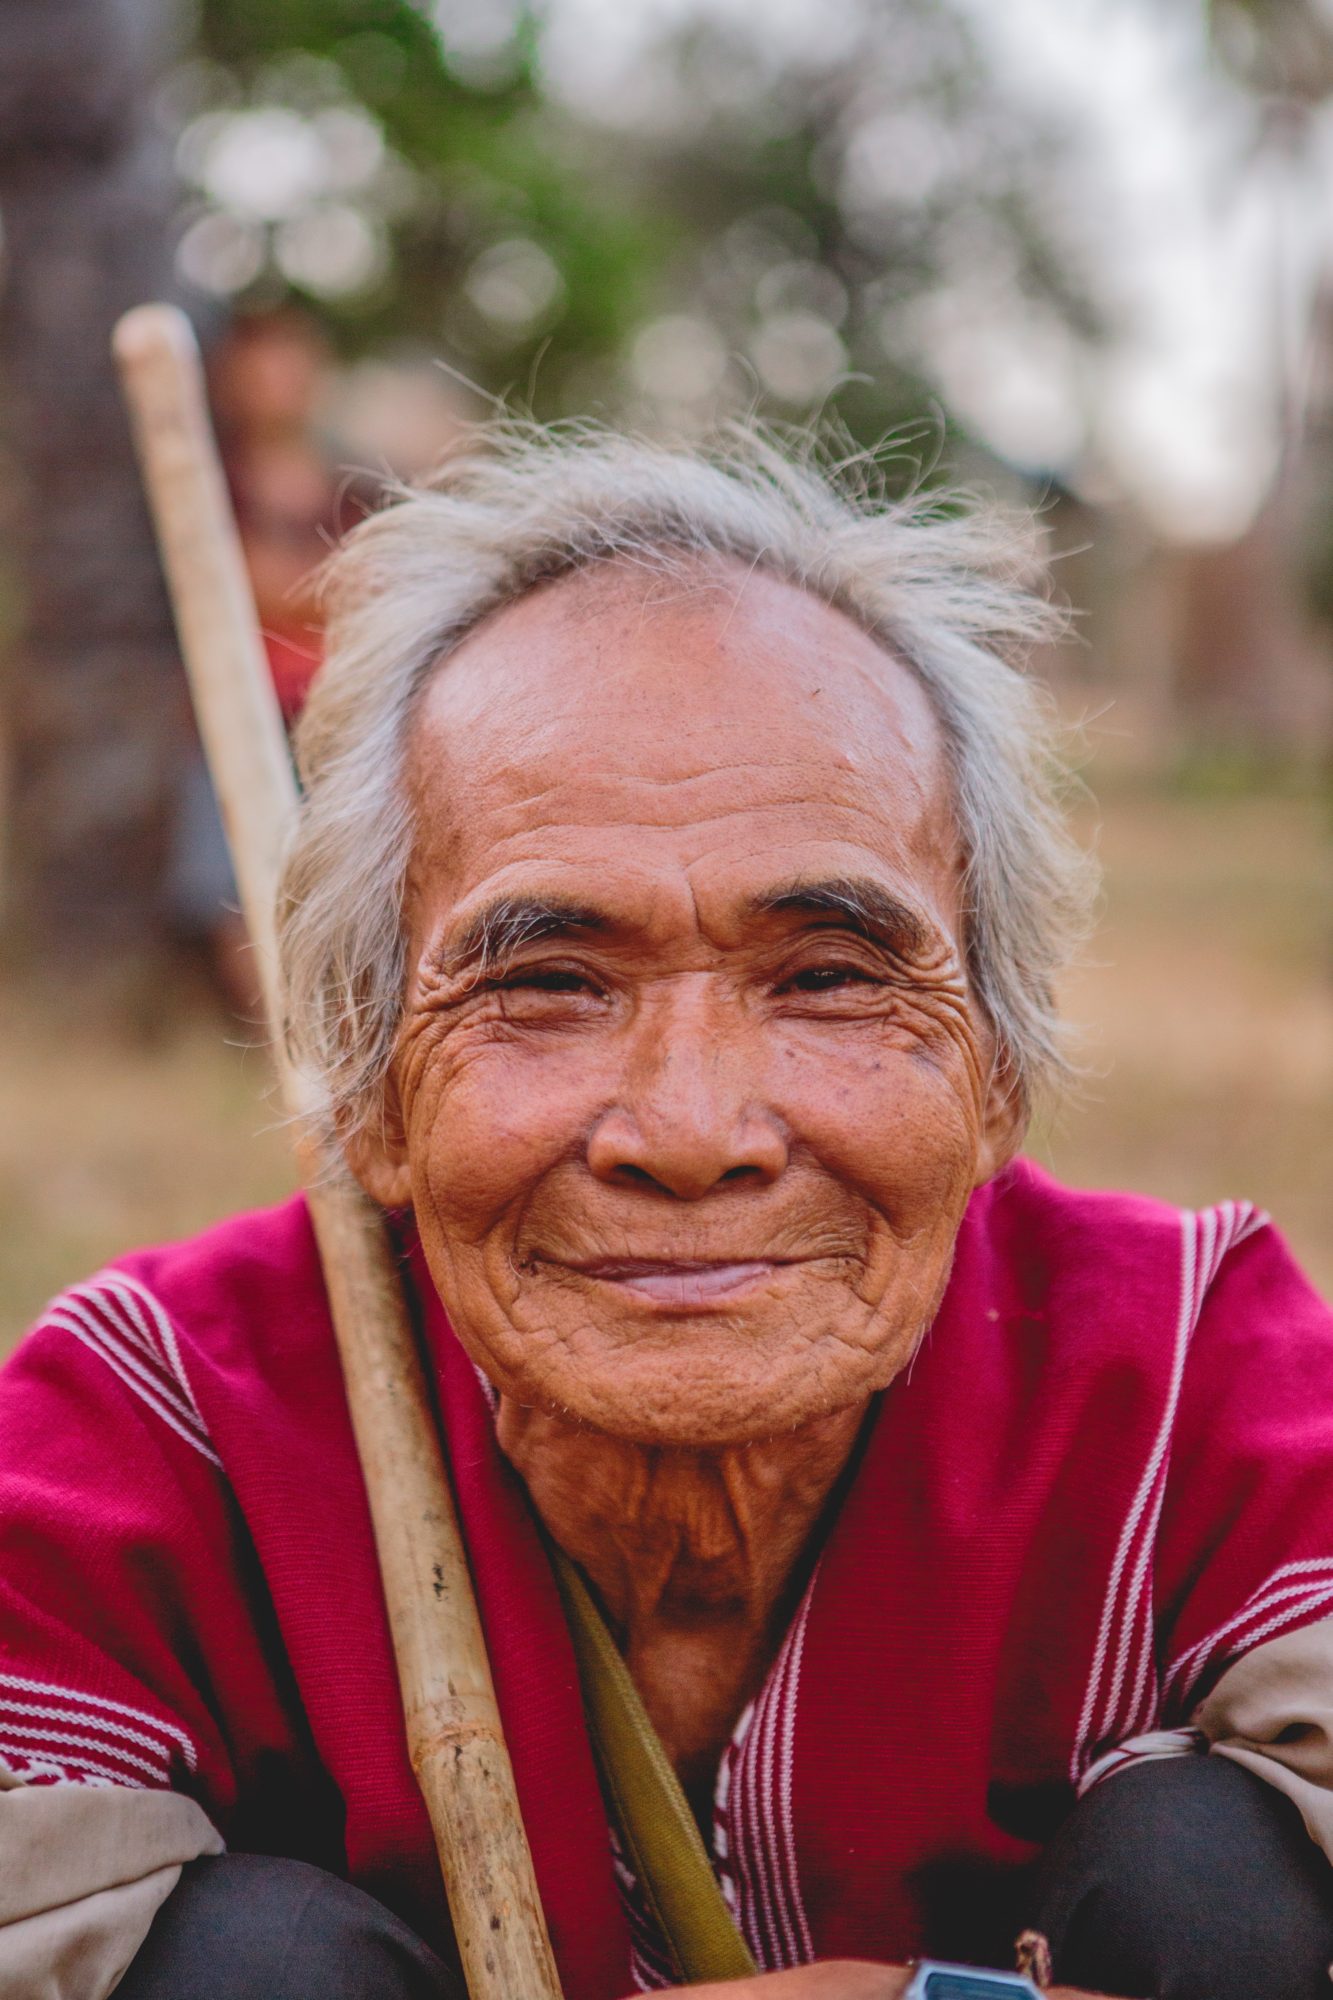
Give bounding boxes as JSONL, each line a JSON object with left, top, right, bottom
{"left": 116, "top": 1852, "right": 458, "bottom": 2000}
{"left": 1035, "top": 1752, "right": 1333, "bottom": 2000}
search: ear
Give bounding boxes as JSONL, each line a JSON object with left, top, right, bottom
{"left": 341, "top": 1070, "right": 414, "bottom": 1210}
{"left": 973, "top": 1045, "right": 1027, "bottom": 1186}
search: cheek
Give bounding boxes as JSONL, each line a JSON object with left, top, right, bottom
{"left": 773, "top": 1028, "right": 982, "bottom": 1221}
{"left": 403, "top": 1034, "right": 610, "bottom": 1244}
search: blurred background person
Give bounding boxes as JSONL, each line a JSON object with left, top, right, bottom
{"left": 210, "top": 306, "right": 337, "bottom": 726}
{"left": 164, "top": 307, "right": 343, "bottom": 1014}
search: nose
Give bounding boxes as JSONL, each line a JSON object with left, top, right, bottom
{"left": 585, "top": 986, "right": 789, "bottom": 1200}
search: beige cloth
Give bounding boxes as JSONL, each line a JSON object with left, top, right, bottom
{"left": 5, "top": 1619, "right": 1333, "bottom": 1997}
{"left": 1195, "top": 1617, "right": 1333, "bottom": 1855}
{"left": 0, "top": 1758, "right": 220, "bottom": 2000}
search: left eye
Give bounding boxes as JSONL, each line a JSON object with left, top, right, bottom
{"left": 785, "top": 964, "right": 876, "bottom": 992}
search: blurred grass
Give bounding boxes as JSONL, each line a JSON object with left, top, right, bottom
{"left": 0, "top": 989, "right": 296, "bottom": 1353}
{"left": 1, "top": 780, "right": 1329, "bottom": 1357}
{"left": 1033, "top": 781, "right": 1331, "bottom": 1291}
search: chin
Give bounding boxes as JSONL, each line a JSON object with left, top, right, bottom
{"left": 515, "top": 1343, "right": 876, "bottom": 1451}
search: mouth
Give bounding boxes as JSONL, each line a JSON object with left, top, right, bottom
{"left": 563, "top": 1258, "right": 790, "bottom": 1309}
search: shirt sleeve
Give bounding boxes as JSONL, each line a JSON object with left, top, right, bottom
{"left": 0, "top": 1285, "right": 308, "bottom": 1826}
{"left": 1195, "top": 1616, "right": 1333, "bottom": 1862}
{"left": 1153, "top": 1214, "right": 1333, "bottom": 1726}
{"left": 0, "top": 1758, "right": 222, "bottom": 2000}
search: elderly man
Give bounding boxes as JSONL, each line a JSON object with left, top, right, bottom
{"left": 2, "top": 428, "right": 1332, "bottom": 2000}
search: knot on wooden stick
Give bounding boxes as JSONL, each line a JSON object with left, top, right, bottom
{"left": 1015, "top": 1928, "right": 1053, "bottom": 1986}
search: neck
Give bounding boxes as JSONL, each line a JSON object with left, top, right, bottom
{"left": 496, "top": 1399, "right": 868, "bottom": 1800}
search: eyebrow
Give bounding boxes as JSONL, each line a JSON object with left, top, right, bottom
{"left": 435, "top": 875, "right": 935, "bottom": 982}
{"left": 435, "top": 896, "right": 608, "bottom": 982}
{"left": 749, "top": 876, "right": 935, "bottom": 956}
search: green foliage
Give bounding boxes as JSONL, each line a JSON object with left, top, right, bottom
{"left": 185, "top": 0, "right": 1109, "bottom": 458}
{"left": 191, "top": 0, "right": 659, "bottom": 385}
{"left": 1205, "top": 0, "right": 1333, "bottom": 101}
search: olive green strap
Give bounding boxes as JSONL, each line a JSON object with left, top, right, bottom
{"left": 550, "top": 1548, "right": 758, "bottom": 1987}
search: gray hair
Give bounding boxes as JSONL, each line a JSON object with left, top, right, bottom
{"left": 278, "top": 421, "right": 1095, "bottom": 1139}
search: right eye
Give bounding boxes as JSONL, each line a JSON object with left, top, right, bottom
{"left": 496, "top": 967, "right": 599, "bottom": 994}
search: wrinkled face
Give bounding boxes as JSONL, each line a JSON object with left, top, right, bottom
{"left": 352, "top": 558, "right": 1020, "bottom": 1448}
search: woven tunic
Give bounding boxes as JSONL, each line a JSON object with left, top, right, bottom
{"left": 2, "top": 1161, "right": 1331, "bottom": 1997}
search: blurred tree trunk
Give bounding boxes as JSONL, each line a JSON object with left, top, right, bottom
{"left": 1189, "top": 7, "right": 1333, "bottom": 759}
{"left": 0, "top": 0, "right": 189, "bottom": 978}
{"left": 1175, "top": 480, "right": 1333, "bottom": 759}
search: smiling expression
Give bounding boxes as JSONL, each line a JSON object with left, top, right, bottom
{"left": 351, "top": 557, "right": 1021, "bottom": 1447}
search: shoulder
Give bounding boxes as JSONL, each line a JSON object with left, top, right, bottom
{"left": 110, "top": 1192, "right": 324, "bottom": 1338}
{"left": 107, "top": 1184, "right": 322, "bottom": 1344}
{"left": 973, "top": 1157, "right": 1196, "bottom": 1276}
{"left": 975, "top": 1156, "right": 1332, "bottom": 1446}
{"left": 6, "top": 1194, "right": 333, "bottom": 1471}
{"left": 951, "top": 1160, "right": 1319, "bottom": 1400}
{"left": 970, "top": 1156, "right": 1287, "bottom": 1320}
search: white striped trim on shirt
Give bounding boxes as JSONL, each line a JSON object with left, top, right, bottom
{"left": 604, "top": 1571, "right": 820, "bottom": 1986}
{"left": 0, "top": 1671, "right": 197, "bottom": 1789}
{"left": 40, "top": 1269, "right": 220, "bottom": 1468}
{"left": 714, "top": 1570, "right": 817, "bottom": 1973}
{"left": 1070, "top": 1201, "right": 1269, "bottom": 1786}
{"left": 1078, "top": 1726, "right": 1204, "bottom": 1796}
{"left": 1162, "top": 1561, "right": 1333, "bottom": 1717}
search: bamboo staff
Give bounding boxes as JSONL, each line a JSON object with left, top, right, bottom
{"left": 113, "top": 302, "right": 563, "bottom": 2000}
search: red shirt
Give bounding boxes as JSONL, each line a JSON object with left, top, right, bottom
{"left": 2, "top": 1163, "right": 1331, "bottom": 1993}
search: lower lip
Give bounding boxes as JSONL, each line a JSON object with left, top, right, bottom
{"left": 580, "top": 1262, "right": 781, "bottom": 1308}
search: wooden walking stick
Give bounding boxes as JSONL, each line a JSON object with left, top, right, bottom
{"left": 113, "top": 303, "right": 563, "bottom": 2000}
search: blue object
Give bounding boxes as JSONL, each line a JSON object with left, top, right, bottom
{"left": 903, "top": 1965, "right": 1042, "bottom": 1999}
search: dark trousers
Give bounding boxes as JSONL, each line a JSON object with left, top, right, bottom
{"left": 117, "top": 1756, "right": 1333, "bottom": 1999}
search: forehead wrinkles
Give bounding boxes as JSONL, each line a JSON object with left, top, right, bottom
{"left": 451, "top": 761, "right": 941, "bottom": 836}
{"left": 407, "top": 797, "right": 965, "bottom": 978}
{"left": 410, "top": 767, "right": 955, "bottom": 924}
{"left": 402, "top": 556, "right": 960, "bottom": 895}
{"left": 412, "top": 555, "right": 945, "bottom": 761}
